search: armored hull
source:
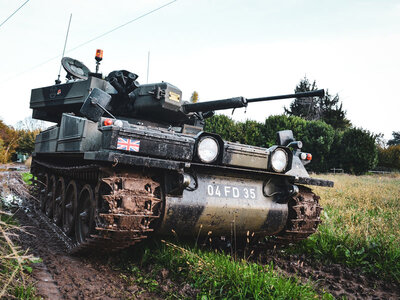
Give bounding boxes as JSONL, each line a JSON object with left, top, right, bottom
{"left": 30, "top": 62, "right": 332, "bottom": 252}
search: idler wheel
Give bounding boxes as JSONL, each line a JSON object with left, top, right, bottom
{"left": 63, "top": 180, "right": 78, "bottom": 236}
{"left": 39, "top": 173, "right": 49, "bottom": 212}
{"left": 75, "top": 184, "right": 95, "bottom": 244}
{"left": 45, "top": 175, "right": 56, "bottom": 218}
{"left": 53, "top": 177, "right": 65, "bottom": 225}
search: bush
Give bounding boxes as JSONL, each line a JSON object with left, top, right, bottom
{"left": 301, "top": 121, "right": 335, "bottom": 172}
{"left": 340, "top": 128, "right": 378, "bottom": 175}
{"left": 204, "top": 115, "right": 241, "bottom": 142}
{"left": 378, "top": 145, "right": 400, "bottom": 170}
{"left": 236, "top": 120, "right": 266, "bottom": 147}
{"left": 263, "top": 115, "right": 308, "bottom": 147}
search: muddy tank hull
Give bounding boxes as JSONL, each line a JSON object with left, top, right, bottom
{"left": 31, "top": 151, "right": 326, "bottom": 253}
{"left": 159, "top": 173, "right": 288, "bottom": 238}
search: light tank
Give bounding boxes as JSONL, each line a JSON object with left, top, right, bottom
{"left": 29, "top": 50, "right": 333, "bottom": 253}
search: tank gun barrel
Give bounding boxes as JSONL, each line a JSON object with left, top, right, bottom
{"left": 182, "top": 97, "right": 247, "bottom": 113}
{"left": 247, "top": 89, "right": 325, "bottom": 103}
{"left": 182, "top": 89, "right": 325, "bottom": 113}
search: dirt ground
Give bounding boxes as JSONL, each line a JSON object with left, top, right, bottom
{"left": 1, "top": 170, "right": 400, "bottom": 299}
{"left": 257, "top": 249, "right": 400, "bottom": 299}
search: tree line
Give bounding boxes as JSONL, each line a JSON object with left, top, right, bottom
{"left": 0, "top": 118, "right": 41, "bottom": 164}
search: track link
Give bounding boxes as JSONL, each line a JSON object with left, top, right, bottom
{"left": 276, "top": 185, "right": 322, "bottom": 243}
{"left": 31, "top": 160, "right": 162, "bottom": 254}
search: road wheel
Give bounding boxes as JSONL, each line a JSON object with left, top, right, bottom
{"left": 53, "top": 177, "right": 65, "bottom": 225}
{"left": 39, "top": 173, "right": 49, "bottom": 212}
{"left": 75, "top": 184, "right": 95, "bottom": 244}
{"left": 63, "top": 180, "right": 78, "bottom": 236}
{"left": 45, "top": 175, "right": 56, "bottom": 218}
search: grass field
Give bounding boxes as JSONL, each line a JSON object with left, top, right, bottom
{"left": 291, "top": 173, "right": 400, "bottom": 282}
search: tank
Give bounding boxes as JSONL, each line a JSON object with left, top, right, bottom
{"left": 29, "top": 53, "right": 333, "bottom": 253}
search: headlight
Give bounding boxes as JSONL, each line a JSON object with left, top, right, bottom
{"left": 197, "top": 136, "right": 219, "bottom": 163}
{"left": 270, "top": 148, "right": 288, "bottom": 172}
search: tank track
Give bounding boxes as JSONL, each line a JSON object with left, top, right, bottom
{"left": 31, "top": 160, "right": 161, "bottom": 254}
{"left": 275, "top": 185, "right": 322, "bottom": 244}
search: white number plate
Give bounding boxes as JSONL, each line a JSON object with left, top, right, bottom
{"left": 206, "top": 184, "right": 257, "bottom": 199}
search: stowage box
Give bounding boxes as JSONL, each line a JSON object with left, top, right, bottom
{"left": 30, "top": 77, "right": 107, "bottom": 123}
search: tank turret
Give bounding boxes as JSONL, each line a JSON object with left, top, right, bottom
{"left": 30, "top": 54, "right": 324, "bottom": 128}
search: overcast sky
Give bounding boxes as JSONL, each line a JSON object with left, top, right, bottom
{"left": 0, "top": 0, "right": 399, "bottom": 140}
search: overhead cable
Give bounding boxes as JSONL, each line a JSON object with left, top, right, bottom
{"left": 0, "top": 0, "right": 30, "bottom": 29}
{"left": 1, "top": 0, "right": 177, "bottom": 84}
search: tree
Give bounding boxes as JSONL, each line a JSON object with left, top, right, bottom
{"left": 14, "top": 117, "right": 43, "bottom": 156}
{"left": 284, "top": 77, "right": 320, "bottom": 120}
{"left": 388, "top": 131, "right": 400, "bottom": 146}
{"left": 0, "top": 120, "right": 19, "bottom": 163}
{"left": 190, "top": 91, "right": 199, "bottom": 103}
{"left": 16, "top": 116, "right": 45, "bottom": 131}
{"left": 15, "top": 130, "right": 38, "bottom": 155}
{"left": 285, "top": 76, "right": 351, "bottom": 130}
{"left": 319, "top": 90, "right": 351, "bottom": 130}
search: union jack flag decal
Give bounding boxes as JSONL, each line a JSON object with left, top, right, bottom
{"left": 116, "top": 137, "right": 140, "bottom": 152}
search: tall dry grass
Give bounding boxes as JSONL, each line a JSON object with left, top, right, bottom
{"left": 293, "top": 173, "right": 400, "bottom": 281}
{"left": 0, "top": 172, "right": 38, "bottom": 299}
{"left": 314, "top": 173, "right": 400, "bottom": 244}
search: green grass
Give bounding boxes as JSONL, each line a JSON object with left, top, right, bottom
{"left": 113, "top": 240, "right": 333, "bottom": 299}
{"left": 21, "top": 172, "right": 33, "bottom": 186}
{"left": 289, "top": 173, "right": 400, "bottom": 282}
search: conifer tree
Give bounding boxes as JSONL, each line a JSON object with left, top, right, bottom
{"left": 285, "top": 76, "right": 351, "bottom": 130}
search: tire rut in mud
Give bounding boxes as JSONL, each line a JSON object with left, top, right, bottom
{"left": 254, "top": 248, "right": 400, "bottom": 299}
{"left": 13, "top": 202, "right": 161, "bottom": 299}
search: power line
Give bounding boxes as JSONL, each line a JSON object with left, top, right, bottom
{"left": 0, "top": 0, "right": 177, "bottom": 84}
{"left": 0, "top": 0, "right": 30, "bottom": 29}
{"left": 68, "top": 0, "right": 177, "bottom": 53}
